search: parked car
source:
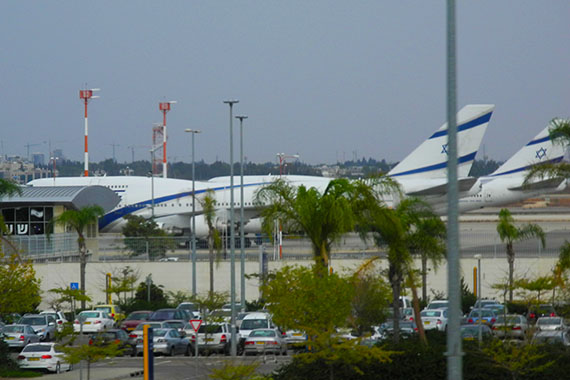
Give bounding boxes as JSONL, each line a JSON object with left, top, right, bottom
{"left": 536, "top": 317, "right": 568, "bottom": 331}
{"left": 527, "top": 304, "right": 557, "bottom": 324}
{"left": 73, "top": 311, "right": 114, "bottom": 333}
{"left": 420, "top": 309, "right": 448, "bottom": 331}
{"left": 17, "top": 343, "right": 72, "bottom": 373}
{"left": 532, "top": 330, "right": 570, "bottom": 346}
{"left": 425, "top": 300, "right": 449, "bottom": 310}
{"left": 18, "top": 314, "right": 57, "bottom": 341}
{"left": 135, "top": 328, "right": 191, "bottom": 356}
{"left": 466, "top": 309, "right": 497, "bottom": 326}
{"left": 187, "top": 323, "right": 231, "bottom": 355}
{"left": 483, "top": 304, "right": 508, "bottom": 316}
{"left": 377, "top": 320, "right": 418, "bottom": 340}
{"left": 163, "top": 320, "right": 186, "bottom": 334}
{"left": 177, "top": 302, "right": 201, "bottom": 319}
{"left": 39, "top": 311, "right": 68, "bottom": 332}
{"left": 119, "top": 310, "right": 153, "bottom": 331}
{"left": 148, "top": 308, "right": 189, "bottom": 323}
{"left": 2, "top": 324, "right": 40, "bottom": 349}
{"left": 208, "top": 309, "right": 232, "bottom": 323}
{"left": 460, "top": 324, "right": 493, "bottom": 341}
{"left": 236, "top": 312, "right": 250, "bottom": 328}
{"left": 244, "top": 328, "right": 287, "bottom": 356}
{"left": 491, "top": 314, "right": 529, "bottom": 340}
{"left": 128, "top": 321, "right": 173, "bottom": 345}
{"left": 93, "top": 304, "right": 126, "bottom": 324}
{"left": 89, "top": 329, "right": 137, "bottom": 357}
{"left": 401, "top": 308, "right": 414, "bottom": 321}
{"left": 471, "top": 299, "right": 500, "bottom": 310}
{"left": 283, "top": 330, "right": 308, "bottom": 347}
{"left": 239, "top": 312, "right": 273, "bottom": 340}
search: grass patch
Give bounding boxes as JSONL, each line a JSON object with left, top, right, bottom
{"left": 0, "top": 367, "right": 43, "bottom": 378}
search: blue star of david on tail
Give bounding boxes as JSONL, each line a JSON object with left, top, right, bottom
{"left": 536, "top": 147, "right": 547, "bottom": 159}
{"left": 441, "top": 144, "right": 448, "bottom": 154}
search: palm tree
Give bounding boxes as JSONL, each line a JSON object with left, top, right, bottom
{"left": 496, "top": 208, "right": 545, "bottom": 302}
{"left": 51, "top": 205, "right": 104, "bottom": 309}
{"left": 524, "top": 118, "right": 570, "bottom": 185}
{"left": 255, "top": 177, "right": 395, "bottom": 273}
{"left": 200, "top": 190, "right": 222, "bottom": 293}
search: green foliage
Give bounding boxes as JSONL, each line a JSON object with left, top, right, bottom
{"left": 106, "top": 266, "right": 139, "bottom": 306}
{"left": 482, "top": 339, "right": 553, "bottom": 379}
{"left": 166, "top": 289, "right": 193, "bottom": 307}
{"left": 0, "top": 252, "right": 41, "bottom": 314}
{"left": 516, "top": 276, "right": 555, "bottom": 303}
{"left": 350, "top": 271, "right": 391, "bottom": 336}
{"left": 121, "top": 215, "right": 176, "bottom": 260}
{"left": 0, "top": 339, "right": 18, "bottom": 372}
{"left": 127, "top": 281, "right": 169, "bottom": 311}
{"left": 208, "top": 361, "right": 264, "bottom": 380}
{"left": 60, "top": 340, "right": 123, "bottom": 367}
{"left": 48, "top": 287, "right": 92, "bottom": 317}
{"left": 262, "top": 265, "right": 354, "bottom": 338}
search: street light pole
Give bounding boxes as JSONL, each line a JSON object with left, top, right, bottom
{"left": 474, "top": 254, "right": 482, "bottom": 344}
{"left": 79, "top": 88, "right": 100, "bottom": 177}
{"left": 224, "top": 99, "right": 239, "bottom": 356}
{"left": 236, "top": 115, "right": 248, "bottom": 312}
{"left": 185, "top": 129, "right": 201, "bottom": 297}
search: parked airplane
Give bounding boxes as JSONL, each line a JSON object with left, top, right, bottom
{"left": 28, "top": 104, "right": 494, "bottom": 236}
{"left": 433, "top": 120, "right": 568, "bottom": 214}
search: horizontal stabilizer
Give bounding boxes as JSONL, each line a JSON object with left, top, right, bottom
{"left": 407, "top": 177, "right": 478, "bottom": 196}
{"left": 507, "top": 177, "right": 565, "bottom": 191}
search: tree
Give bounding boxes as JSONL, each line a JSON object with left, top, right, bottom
{"left": 350, "top": 269, "right": 391, "bottom": 337}
{"left": 105, "top": 266, "right": 139, "bottom": 306}
{"left": 496, "top": 208, "right": 545, "bottom": 302}
{"left": 50, "top": 205, "right": 104, "bottom": 309}
{"left": 60, "top": 339, "right": 123, "bottom": 380}
{"left": 516, "top": 276, "right": 555, "bottom": 304}
{"left": 121, "top": 214, "right": 175, "bottom": 260}
{"left": 0, "top": 252, "right": 41, "bottom": 315}
{"left": 199, "top": 190, "right": 222, "bottom": 293}
{"left": 256, "top": 177, "right": 397, "bottom": 272}
{"left": 48, "top": 287, "right": 92, "bottom": 319}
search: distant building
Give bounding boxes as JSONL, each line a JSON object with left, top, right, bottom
{"left": 52, "top": 149, "right": 64, "bottom": 160}
{"left": 32, "top": 153, "right": 45, "bottom": 166}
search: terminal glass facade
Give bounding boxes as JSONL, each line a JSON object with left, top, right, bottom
{"left": 1, "top": 206, "right": 53, "bottom": 235}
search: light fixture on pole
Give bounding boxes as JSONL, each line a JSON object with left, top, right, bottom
{"left": 474, "top": 254, "right": 482, "bottom": 344}
{"left": 158, "top": 101, "right": 177, "bottom": 178}
{"left": 223, "top": 99, "right": 239, "bottom": 356}
{"left": 235, "top": 115, "right": 248, "bottom": 312}
{"left": 185, "top": 128, "right": 201, "bottom": 297}
{"left": 79, "top": 88, "right": 100, "bottom": 177}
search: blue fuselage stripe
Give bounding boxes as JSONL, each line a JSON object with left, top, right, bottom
{"left": 429, "top": 112, "right": 492, "bottom": 139}
{"left": 389, "top": 152, "right": 477, "bottom": 178}
{"left": 526, "top": 136, "right": 551, "bottom": 146}
{"left": 489, "top": 156, "right": 564, "bottom": 177}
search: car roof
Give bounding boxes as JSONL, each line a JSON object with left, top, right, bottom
{"left": 242, "top": 312, "right": 270, "bottom": 319}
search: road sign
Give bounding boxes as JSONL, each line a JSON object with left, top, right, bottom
{"left": 189, "top": 319, "right": 202, "bottom": 332}
{"left": 70, "top": 282, "right": 79, "bottom": 290}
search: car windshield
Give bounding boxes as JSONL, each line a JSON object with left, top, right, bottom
{"left": 23, "top": 344, "right": 52, "bottom": 352}
{"left": 495, "top": 316, "right": 520, "bottom": 324}
{"left": 470, "top": 310, "right": 494, "bottom": 318}
{"left": 151, "top": 311, "right": 175, "bottom": 320}
{"left": 3, "top": 325, "right": 24, "bottom": 333}
{"left": 178, "top": 303, "right": 197, "bottom": 312}
{"left": 427, "top": 302, "right": 448, "bottom": 309}
{"left": 538, "top": 318, "right": 561, "bottom": 325}
{"left": 95, "top": 307, "right": 112, "bottom": 313}
{"left": 241, "top": 319, "right": 268, "bottom": 330}
{"left": 153, "top": 329, "right": 168, "bottom": 337}
{"left": 41, "top": 313, "right": 58, "bottom": 319}
{"left": 250, "top": 330, "right": 276, "bottom": 337}
{"left": 79, "top": 312, "right": 100, "bottom": 319}
{"left": 20, "top": 317, "right": 47, "bottom": 325}
{"left": 198, "top": 325, "right": 223, "bottom": 334}
{"left": 421, "top": 310, "right": 442, "bottom": 318}
{"left": 127, "top": 312, "right": 150, "bottom": 321}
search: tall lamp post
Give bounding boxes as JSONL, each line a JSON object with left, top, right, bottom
{"left": 474, "top": 254, "right": 482, "bottom": 344}
{"left": 223, "top": 99, "right": 239, "bottom": 356}
{"left": 185, "top": 128, "right": 201, "bottom": 297}
{"left": 50, "top": 156, "right": 59, "bottom": 186}
{"left": 158, "top": 101, "right": 176, "bottom": 178}
{"left": 150, "top": 144, "right": 162, "bottom": 219}
{"left": 79, "top": 88, "right": 100, "bottom": 177}
{"left": 236, "top": 115, "right": 248, "bottom": 312}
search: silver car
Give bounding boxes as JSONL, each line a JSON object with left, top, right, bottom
{"left": 244, "top": 328, "right": 287, "bottom": 356}
{"left": 491, "top": 314, "right": 529, "bottom": 340}
{"left": 536, "top": 317, "right": 568, "bottom": 331}
{"left": 128, "top": 321, "right": 173, "bottom": 346}
{"left": 135, "top": 328, "right": 190, "bottom": 356}
{"left": 18, "top": 314, "right": 57, "bottom": 341}
{"left": 532, "top": 330, "right": 570, "bottom": 346}
{"left": 2, "top": 324, "right": 40, "bottom": 348}
{"left": 420, "top": 309, "right": 448, "bottom": 331}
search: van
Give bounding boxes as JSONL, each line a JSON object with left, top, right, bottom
{"left": 238, "top": 312, "right": 273, "bottom": 340}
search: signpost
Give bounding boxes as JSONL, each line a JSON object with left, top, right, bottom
{"left": 190, "top": 319, "right": 202, "bottom": 357}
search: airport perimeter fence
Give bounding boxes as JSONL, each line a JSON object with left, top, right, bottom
{"left": 5, "top": 229, "right": 569, "bottom": 263}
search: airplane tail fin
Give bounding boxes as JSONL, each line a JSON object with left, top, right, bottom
{"left": 388, "top": 104, "right": 494, "bottom": 179}
{"left": 489, "top": 120, "right": 567, "bottom": 177}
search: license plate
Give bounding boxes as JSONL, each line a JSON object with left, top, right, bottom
{"left": 425, "top": 321, "right": 430, "bottom": 325}
{"left": 84, "top": 321, "right": 91, "bottom": 324}
{"left": 293, "top": 333, "right": 302, "bottom": 337}
{"left": 256, "top": 341, "right": 264, "bottom": 345}
{"left": 206, "top": 338, "right": 214, "bottom": 342}
{"left": 6, "top": 337, "right": 14, "bottom": 340}
{"left": 28, "top": 358, "right": 40, "bottom": 361}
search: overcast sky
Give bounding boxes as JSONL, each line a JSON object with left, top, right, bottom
{"left": 1, "top": 1, "right": 568, "bottom": 168}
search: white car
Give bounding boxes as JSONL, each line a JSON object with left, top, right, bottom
{"left": 420, "top": 309, "right": 448, "bottom": 331}
{"left": 73, "top": 311, "right": 114, "bottom": 333}
{"left": 424, "top": 300, "right": 449, "bottom": 310}
{"left": 186, "top": 322, "right": 231, "bottom": 355}
{"left": 40, "top": 310, "right": 68, "bottom": 332}
{"left": 17, "top": 343, "right": 72, "bottom": 373}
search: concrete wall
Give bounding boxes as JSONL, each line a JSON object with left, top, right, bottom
{"left": 34, "top": 256, "right": 559, "bottom": 310}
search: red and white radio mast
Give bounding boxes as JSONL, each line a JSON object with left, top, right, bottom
{"left": 79, "top": 88, "right": 100, "bottom": 177}
{"left": 158, "top": 101, "right": 176, "bottom": 178}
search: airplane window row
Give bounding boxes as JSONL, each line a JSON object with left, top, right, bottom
{"left": 105, "top": 185, "right": 128, "bottom": 189}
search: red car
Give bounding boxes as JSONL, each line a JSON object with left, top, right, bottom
{"left": 119, "top": 311, "right": 153, "bottom": 331}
